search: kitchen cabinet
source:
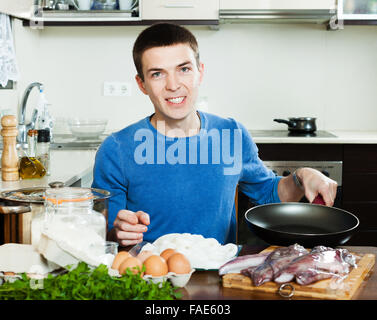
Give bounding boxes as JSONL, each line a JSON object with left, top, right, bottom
{"left": 219, "top": 0, "right": 337, "bottom": 26}
{"left": 1, "top": 0, "right": 219, "bottom": 26}
{"left": 339, "top": 0, "right": 377, "bottom": 26}
{"left": 342, "top": 144, "right": 377, "bottom": 245}
{"left": 237, "top": 143, "right": 377, "bottom": 246}
{"left": 141, "top": 0, "right": 219, "bottom": 20}
{"left": 70, "top": 169, "right": 93, "bottom": 188}
{"left": 0, "top": 0, "right": 31, "bottom": 20}
{"left": 0, "top": 0, "right": 141, "bottom": 25}
{"left": 220, "top": 0, "right": 336, "bottom": 10}
{"left": 2, "top": 0, "right": 342, "bottom": 27}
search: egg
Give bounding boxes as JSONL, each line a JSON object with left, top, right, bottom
{"left": 160, "top": 248, "right": 177, "bottom": 261}
{"left": 143, "top": 255, "right": 168, "bottom": 276}
{"left": 111, "top": 251, "right": 131, "bottom": 271}
{"left": 119, "top": 257, "right": 143, "bottom": 276}
{"left": 137, "top": 250, "right": 154, "bottom": 263}
{"left": 167, "top": 253, "right": 191, "bottom": 274}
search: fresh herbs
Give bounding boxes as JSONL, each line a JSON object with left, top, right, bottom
{"left": 0, "top": 262, "right": 182, "bottom": 300}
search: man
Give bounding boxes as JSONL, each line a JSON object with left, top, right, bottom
{"left": 92, "top": 23, "right": 337, "bottom": 247}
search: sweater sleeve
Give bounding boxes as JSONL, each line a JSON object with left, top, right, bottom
{"left": 237, "top": 122, "right": 282, "bottom": 205}
{"left": 91, "top": 134, "right": 128, "bottom": 231}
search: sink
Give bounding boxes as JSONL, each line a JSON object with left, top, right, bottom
{"left": 51, "top": 134, "right": 107, "bottom": 150}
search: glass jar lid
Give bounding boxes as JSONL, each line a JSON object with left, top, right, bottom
{"left": 44, "top": 187, "right": 94, "bottom": 206}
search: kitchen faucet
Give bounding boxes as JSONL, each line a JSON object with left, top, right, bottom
{"left": 17, "top": 82, "right": 44, "bottom": 146}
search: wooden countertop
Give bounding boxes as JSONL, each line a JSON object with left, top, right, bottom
{"left": 181, "top": 245, "right": 377, "bottom": 300}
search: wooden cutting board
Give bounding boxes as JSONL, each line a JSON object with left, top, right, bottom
{"left": 222, "top": 246, "right": 375, "bottom": 300}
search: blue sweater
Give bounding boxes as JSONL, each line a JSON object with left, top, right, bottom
{"left": 92, "top": 111, "right": 282, "bottom": 244}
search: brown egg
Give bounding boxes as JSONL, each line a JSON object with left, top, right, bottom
{"left": 112, "top": 251, "right": 131, "bottom": 271}
{"left": 160, "top": 248, "right": 177, "bottom": 261}
{"left": 143, "top": 255, "right": 168, "bottom": 276}
{"left": 167, "top": 253, "right": 191, "bottom": 274}
{"left": 119, "top": 257, "right": 143, "bottom": 276}
{"left": 136, "top": 250, "right": 154, "bottom": 263}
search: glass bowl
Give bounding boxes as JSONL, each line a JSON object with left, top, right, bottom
{"left": 68, "top": 118, "right": 107, "bottom": 139}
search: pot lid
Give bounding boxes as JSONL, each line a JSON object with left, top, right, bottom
{"left": 0, "top": 186, "right": 111, "bottom": 204}
{"left": 288, "top": 117, "right": 316, "bottom": 121}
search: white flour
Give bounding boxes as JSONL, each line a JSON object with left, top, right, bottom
{"left": 34, "top": 210, "right": 109, "bottom": 267}
{"left": 141, "top": 233, "right": 238, "bottom": 270}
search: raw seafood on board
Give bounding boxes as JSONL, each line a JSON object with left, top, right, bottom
{"left": 218, "top": 244, "right": 357, "bottom": 286}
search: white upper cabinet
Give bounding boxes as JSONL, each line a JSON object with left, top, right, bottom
{"left": 141, "top": 0, "right": 219, "bottom": 20}
{"left": 0, "top": 0, "right": 34, "bottom": 20}
{"left": 219, "top": 0, "right": 337, "bottom": 25}
{"left": 1, "top": 0, "right": 220, "bottom": 23}
{"left": 219, "top": 0, "right": 337, "bottom": 10}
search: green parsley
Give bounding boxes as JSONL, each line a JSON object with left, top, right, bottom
{"left": 0, "top": 262, "right": 182, "bottom": 300}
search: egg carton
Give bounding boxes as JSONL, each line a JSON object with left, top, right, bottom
{"left": 0, "top": 272, "right": 23, "bottom": 285}
{"left": 143, "top": 269, "right": 196, "bottom": 288}
{"left": 109, "top": 268, "right": 195, "bottom": 288}
{"left": 0, "top": 271, "right": 51, "bottom": 286}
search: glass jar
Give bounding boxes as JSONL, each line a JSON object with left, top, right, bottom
{"left": 34, "top": 187, "right": 108, "bottom": 266}
{"left": 43, "top": 187, "right": 106, "bottom": 239}
{"left": 31, "top": 187, "right": 107, "bottom": 249}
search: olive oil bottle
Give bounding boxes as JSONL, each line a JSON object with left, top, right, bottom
{"left": 19, "top": 129, "right": 46, "bottom": 179}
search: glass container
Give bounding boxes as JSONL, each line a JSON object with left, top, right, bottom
{"left": 19, "top": 129, "right": 46, "bottom": 179}
{"left": 31, "top": 187, "right": 107, "bottom": 248}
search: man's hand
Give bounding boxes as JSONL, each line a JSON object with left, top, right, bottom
{"left": 112, "top": 210, "right": 150, "bottom": 246}
{"left": 278, "top": 167, "right": 338, "bottom": 206}
{"left": 296, "top": 167, "right": 338, "bottom": 206}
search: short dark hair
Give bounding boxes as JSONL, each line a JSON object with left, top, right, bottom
{"left": 133, "top": 23, "right": 200, "bottom": 81}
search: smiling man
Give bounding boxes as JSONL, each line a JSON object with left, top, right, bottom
{"left": 92, "top": 23, "right": 337, "bottom": 247}
{"left": 136, "top": 43, "right": 202, "bottom": 135}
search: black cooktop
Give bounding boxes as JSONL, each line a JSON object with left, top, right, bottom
{"left": 249, "top": 130, "right": 337, "bottom": 138}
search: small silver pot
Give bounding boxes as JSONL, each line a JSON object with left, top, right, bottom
{"left": 274, "top": 117, "right": 317, "bottom": 133}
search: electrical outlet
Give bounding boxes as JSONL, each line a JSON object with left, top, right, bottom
{"left": 103, "top": 82, "right": 132, "bottom": 96}
{"left": 118, "top": 82, "right": 132, "bottom": 97}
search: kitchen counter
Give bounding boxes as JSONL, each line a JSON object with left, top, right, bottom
{"left": 181, "top": 245, "right": 377, "bottom": 300}
{"left": 50, "top": 131, "right": 377, "bottom": 148}
{"left": 250, "top": 130, "right": 377, "bottom": 144}
{"left": 0, "top": 150, "right": 97, "bottom": 192}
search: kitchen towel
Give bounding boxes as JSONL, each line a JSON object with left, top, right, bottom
{"left": 0, "top": 13, "right": 19, "bottom": 88}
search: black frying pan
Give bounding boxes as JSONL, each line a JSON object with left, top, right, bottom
{"left": 244, "top": 196, "right": 359, "bottom": 247}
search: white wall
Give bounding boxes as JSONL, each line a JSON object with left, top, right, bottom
{"left": 3, "top": 20, "right": 377, "bottom": 133}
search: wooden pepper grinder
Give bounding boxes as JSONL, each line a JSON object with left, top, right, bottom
{"left": 1, "top": 115, "right": 19, "bottom": 181}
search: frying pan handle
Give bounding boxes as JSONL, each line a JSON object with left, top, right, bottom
{"left": 0, "top": 205, "right": 32, "bottom": 214}
{"left": 273, "top": 119, "right": 295, "bottom": 127}
{"left": 312, "top": 195, "right": 326, "bottom": 205}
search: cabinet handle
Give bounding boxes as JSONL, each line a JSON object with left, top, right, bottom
{"left": 164, "top": 3, "right": 195, "bottom": 8}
